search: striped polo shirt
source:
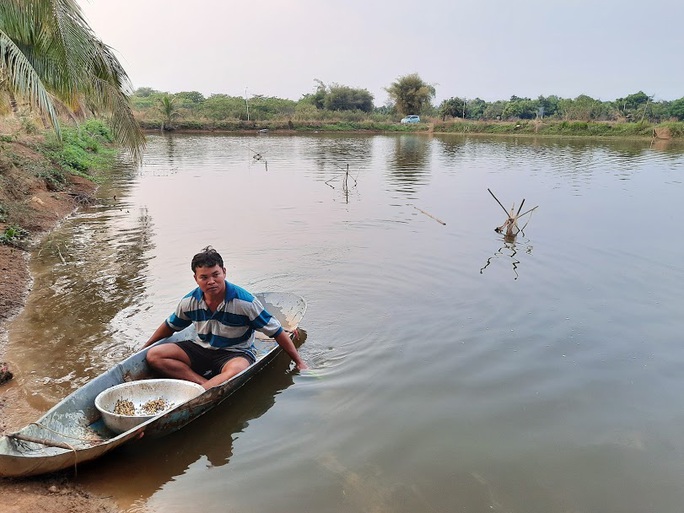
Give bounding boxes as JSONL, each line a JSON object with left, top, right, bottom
{"left": 165, "top": 281, "right": 283, "bottom": 354}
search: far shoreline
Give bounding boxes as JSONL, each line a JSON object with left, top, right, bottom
{"left": 138, "top": 119, "right": 684, "bottom": 141}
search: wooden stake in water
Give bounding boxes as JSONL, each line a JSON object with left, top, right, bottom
{"left": 488, "top": 189, "right": 538, "bottom": 237}
{"left": 413, "top": 206, "right": 446, "bottom": 225}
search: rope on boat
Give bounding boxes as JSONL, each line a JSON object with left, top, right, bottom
{"left": 6, "top": 430, "right": 80, "bottom": 476}
{"left": 5, "top": 422, "right": 103, "bottom": 476}
{"left": 6, "top": 432, "right": 76, "bottom": 451}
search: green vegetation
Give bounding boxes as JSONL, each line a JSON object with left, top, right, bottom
{"left": 0, "top": 224, "right": 29, "bottom": 248}
{"left": 304, "top": 80, "right": 374, "bottom": 113}
{"left": 42, "top": 120, "right": 116, "bottom": 181}
{"left": 157, "top": 95, "right": 180, "bottom": 130}
{"left": 436, "top": 91, "right": 678, "bottom": 125}
{"left": 0, "top": 119, "right": 115, "bottom": 188}
{"left": 432, "top": 119, "right": 675, "bottom": 137}
{"left": 386, "top": 74, "right": 436, "bottom": 116}
{"left": 127, "top": 73, "right": 684, "bottom": 138}
{"left": 0, "top": 0, "right": 144, "bottom": 159}
{"left": 0, "top": 119, "right": 115, "bottom": 250}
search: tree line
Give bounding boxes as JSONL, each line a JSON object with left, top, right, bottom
{"left": 135, "top": 73, "right": 684, "bottom": 128}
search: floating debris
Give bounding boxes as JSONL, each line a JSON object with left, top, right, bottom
{"left": 413, "top": 205, "right": 446, "bottom": 225}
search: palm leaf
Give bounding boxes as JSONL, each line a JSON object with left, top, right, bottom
{"left": 0, "top": 28, "right": 61, "bottom": 137}
{"left": 1, "top": 0, "right": 144, "bottom": 160}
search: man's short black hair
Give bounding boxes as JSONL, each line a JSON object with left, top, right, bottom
{"left": 191, "top": 246, "right": 224, "bottom": 273}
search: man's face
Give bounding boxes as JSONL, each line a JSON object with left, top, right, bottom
{"left": 194, "top": 264, "right": 226, "bottom": 296}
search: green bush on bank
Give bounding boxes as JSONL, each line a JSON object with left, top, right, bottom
{"left": 0, "top": 224, "right": 29, "bottom": 248}
{"left": 43, "top": 119, "right": 117, "bottom": 180}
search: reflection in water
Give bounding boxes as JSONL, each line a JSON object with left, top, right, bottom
{"left": 386, "top": 135, "right": 431, "bottom": 195}
{"left": 432, "top": 134, "right": 684, "bottom": 193}
{"left": 480, "top": 232, "right": 534, "bottom": 280}
{"left": 8, "top": 165, "right": 155, "bottom": 407}
{"left": 324, "top": 164, "right": 359, "bottom": 204}
{"left": 307, "top": 135, "right": 373, "bottom": 178}
{"left": 435, "top": 135, "right": 467, "bottom": 159}
{"left": 164, "top": 134, "right": 175, "bottom": 166}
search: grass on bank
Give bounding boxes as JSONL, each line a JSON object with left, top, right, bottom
{"left": 136, "top": 118, "right": 430, "bottom": 133}
{"left": 136, "top": 113, "right": 684, "bottom": 139}
{"left": 42, "top": 119, "right": 117, "bottom": 181}
{"left": 0, "top": 118, "right": 117, "bottom": 247}
{"left": 431, "top": 119, "right": 684, "bottom": 137}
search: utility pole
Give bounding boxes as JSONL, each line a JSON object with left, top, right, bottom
{"left": 245, "top": 87, "right": 250, "bottom": 121}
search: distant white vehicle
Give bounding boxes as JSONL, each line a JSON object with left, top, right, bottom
{"left": 400, "top": 115, "right": 421, "bottom": 124}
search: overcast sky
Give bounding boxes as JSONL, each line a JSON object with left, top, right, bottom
{"left": 80, "top": 0, "right": 683, "bottom": 105}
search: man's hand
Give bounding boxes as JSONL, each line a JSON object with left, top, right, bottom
{"left": 274, "top": 329, "right": 308, "bottom": 371}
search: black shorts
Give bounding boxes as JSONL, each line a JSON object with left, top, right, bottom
{"left": 175, "top": 340, "right": 256, "bottom": 378}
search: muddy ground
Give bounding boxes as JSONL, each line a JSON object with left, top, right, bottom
{"left": 0, "top": 133, "right": 123, "bottom": 512}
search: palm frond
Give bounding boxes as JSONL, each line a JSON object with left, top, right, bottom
{"left": 0, "top": 29, "right": 61, "bottom": 137}
{"left": 0, "top": 0, "right": 144, "bottom": 160}
{"left": 88, "top": 77, "right": 145, "bottom": 162}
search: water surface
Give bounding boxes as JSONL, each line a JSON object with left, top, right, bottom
{"left": 8, "top": 133, "right": 684, "bottom": 512}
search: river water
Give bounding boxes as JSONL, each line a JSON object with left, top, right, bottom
{"left": 6, "top": 132, "right": 684, "bottom": 512}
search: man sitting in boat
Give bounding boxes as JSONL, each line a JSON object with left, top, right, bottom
{"left": 142, "top": 246, "right": 307, "bottom": 389}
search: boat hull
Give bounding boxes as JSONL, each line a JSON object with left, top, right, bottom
{"left": 0, "top": 292, "right": 306, "bottom": 477}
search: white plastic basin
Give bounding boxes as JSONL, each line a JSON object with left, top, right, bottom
{"left": 95, "top": 379, "right": 205, "bottom": 434}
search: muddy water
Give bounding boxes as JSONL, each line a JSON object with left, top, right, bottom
{"left": 6, "top": 133, "right": 684, "bottom": 512}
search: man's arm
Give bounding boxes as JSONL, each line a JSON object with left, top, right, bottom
{"left": 273, "top": 330, "right": 308, "bottom": 370}
{"left": 142, "top": 321, "right": 175, "bottom": 349}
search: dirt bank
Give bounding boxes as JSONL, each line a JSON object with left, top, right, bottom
{"left": 0, "top": 133, "right": 123, "bottom": 512}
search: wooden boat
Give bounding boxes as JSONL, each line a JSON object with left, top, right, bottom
{"left": 0, "top": 292, "right": 307, "bottom": 478}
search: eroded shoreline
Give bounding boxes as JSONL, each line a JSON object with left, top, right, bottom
{"left": 0, "top": 137, "right": 122, "bottom": 512}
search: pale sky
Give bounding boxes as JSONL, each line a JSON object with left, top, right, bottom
{"left": 80, "top": 0, "right": 684, "bottom": 105}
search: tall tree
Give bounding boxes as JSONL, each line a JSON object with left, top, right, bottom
{"left": 439, "top": 97, "right": 467, "bottom": 120}
{"left": 502, "top": 96, "right": 538, "bottom": 120}
{"left": 669, "top": 98, "right": 684, "bottom": 121}
{"left": 386, "top": 73, "right": 435, "bottom": 116}
{"left": 466, "top": 98, "right": 487, "bottom": 120}
{"left": 615, "top": 91, "right": 652, "bottom": 122}
{"left": 157, "top": 94, "right": 179, "bottom": 130}
{"left": 311, "top": 79, "right": 327, "bottom": 109}
{"left": 325, "top": 84, "right": 374, "bottom": 112}
{"left": 175, "top": 91, "right": 205, "bottom": 105}
{"left": 0, "top": 0, "right": 144, "bottom": 160}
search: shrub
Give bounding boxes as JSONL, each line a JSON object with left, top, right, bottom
{"left": 0, "top": 225, "right": 29, "bottom": 248}
{"left": 42, "top": 120, "right": 116, "bottom": 177}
